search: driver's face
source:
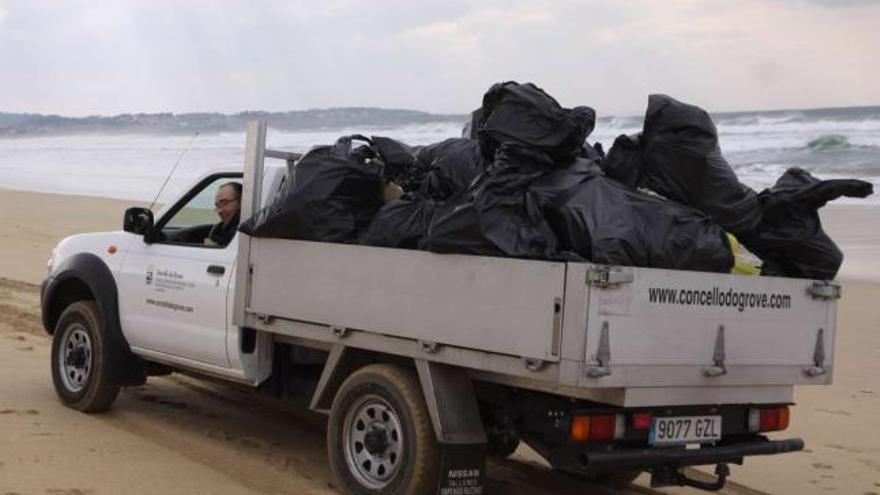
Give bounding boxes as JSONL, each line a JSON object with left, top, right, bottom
{"left": 214, "top": 185, "right": 240, "bottom": 225}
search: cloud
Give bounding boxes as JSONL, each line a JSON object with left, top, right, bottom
{"left": 0, "top": 1, "right": 877, "bottom": 116}
{"left": 401, "top": 4, "right": 555, "bottom": 49}
{"left": 809, "top": 0, "right": 880, "bottom": 7}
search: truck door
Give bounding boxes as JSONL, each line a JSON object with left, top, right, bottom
{"left": 117, "top": 173, "right": 242, "bottom": 368}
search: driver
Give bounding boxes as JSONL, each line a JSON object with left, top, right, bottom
{"left": 206, "top": 182, "right": 242, "bottom": 246}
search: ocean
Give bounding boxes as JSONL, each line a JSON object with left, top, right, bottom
{"left": 0, "top": 105, "right": 878, "bottom": 206}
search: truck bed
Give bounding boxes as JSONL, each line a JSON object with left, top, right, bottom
{"left": 237, "top": 237, "right": 837, "bottom": 407}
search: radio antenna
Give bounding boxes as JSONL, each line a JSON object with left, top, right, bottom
{"left": 148, "top": 131, "right": 200, "bottom": 211}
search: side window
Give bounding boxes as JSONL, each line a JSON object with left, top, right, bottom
{"left": 158, "top": 175, "right": 242, "bottom": 247}
{"left": 165, "top": 180, "right": 226, "bottom": 229}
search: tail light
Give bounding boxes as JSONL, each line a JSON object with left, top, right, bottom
{"left": 570, "top": 414, "right": 625, "bottom": 442}
{"left": 631, "top": 412, "right": 653, "bottom": 430}
{"left": 749, "top": 406, "right": 790, "bottom": 432}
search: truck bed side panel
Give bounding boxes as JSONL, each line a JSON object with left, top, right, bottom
{"left": 247, "top": 239, "right": 567, "bottom": 362}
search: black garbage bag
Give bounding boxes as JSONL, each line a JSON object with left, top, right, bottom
{"left": 601, "top": 133, "right": 642, "bottom": 187}
{"left": 545, "top": 175, "right": 734, "bottom": 272}
{"left": 414, "top": 138, "right": 484, "bottom": 200}
{"left": 236, "top": 159, "right": 296, "bottom": 238}
{"left": 239, "top": 135, "right": 384, "bottom": 242}
{"left": 360, "top": 198, "right": 440, "bottom": 249}
{"left": 423, "top": 143, "right": 558, "bottom": 258}
{"left": 478, "top": 81, "right": 589, "bottom": 166}
{"left": 570, "top": 105, "right": 597, "bottom": 144}
{"left": 613, "top": 94, "right": 762, "bottom": 235}
{"left": 528, "top": 157, "right": 600, "bottom": 205}
{"left": 569, "top": 105, "right": 606, "bottom": 161}
{"left": 744, "top": 167, "right": 873, "bottom": 279}
{"left": 370, "top": 136, "right": 418, "bottom": 185}
{"left": 581, "top": 141, "right": 605, "bottom": 161}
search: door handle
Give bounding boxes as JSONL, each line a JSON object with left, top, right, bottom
{"left": 207, "top": 264, "right": 225, "bottom": 276}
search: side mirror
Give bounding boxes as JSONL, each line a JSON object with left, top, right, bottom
{"left": 124, "top": 207, "right": 154, "bottom": 236}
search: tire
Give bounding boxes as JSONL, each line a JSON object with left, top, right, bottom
{"left": 327, "top": 364, "right": 441, "bottom": 495}
{"left": 51, "top": 301, "right": 121, "bottom": 412}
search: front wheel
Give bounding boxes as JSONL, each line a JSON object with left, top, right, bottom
{"left": 51, "top": 301, "right": 120, "bottom": 412}
{"left": 327, "top": 364, "right": 440, "bottom": 495}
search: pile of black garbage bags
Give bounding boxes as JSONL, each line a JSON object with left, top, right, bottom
{"left": 240, "top": 82, "right": 873, "bottom": 280}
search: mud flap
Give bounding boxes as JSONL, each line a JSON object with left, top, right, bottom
{"left": 438, "top": 444, "right": 488, "bottom": 495}
{"left": 415, "top": 359, "right": 488, "bottom": 495}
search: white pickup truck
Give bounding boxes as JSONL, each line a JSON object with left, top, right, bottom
{"left": 42, "top": 122, "right": 840, "bottom": 495}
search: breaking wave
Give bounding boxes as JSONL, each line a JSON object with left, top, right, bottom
{"left": 806, "top": 134, "right": 851, "bottom": 150}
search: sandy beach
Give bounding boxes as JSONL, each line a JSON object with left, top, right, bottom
{"left": 1, "top": 187, "right": 879, "bottom": 495}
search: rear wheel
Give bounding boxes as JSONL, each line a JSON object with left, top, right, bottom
{"left": 51, "top": 301, "right": 120, "bottom": 412}
{"left": 328, "top": 364, "right": 440, "bottom": 494}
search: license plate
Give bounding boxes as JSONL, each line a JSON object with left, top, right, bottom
{"left": 649, "top": 415, "right": 722, "bottom": 446}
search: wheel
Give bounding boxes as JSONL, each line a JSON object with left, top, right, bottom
{"left": 51, "top": 301, "right": 121, "bottom": 412}
{"left": 327, "top": 364, "right": 440, "bottom": 495}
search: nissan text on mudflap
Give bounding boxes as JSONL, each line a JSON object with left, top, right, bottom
{"left": 41, "top": 122, "right": 839, "bottom": 494}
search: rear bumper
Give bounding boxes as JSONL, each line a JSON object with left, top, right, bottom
{"left": 582, "top": 437, "right": 804, "bottom": 469}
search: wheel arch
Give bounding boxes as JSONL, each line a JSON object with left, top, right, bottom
{"left": 42, "top": 277, "right": 95, "bottom": 336}
{"left": 42, "top": 253, "right": 144, "bottom": 386}
{"left": 309, "top": 345, "right": 409, "bottom": 412}
{"left": 310, "top": 345, "right": 485, "bottom": 445}
{"left": 42, "top": 253, "right": 117, "bottom": 336}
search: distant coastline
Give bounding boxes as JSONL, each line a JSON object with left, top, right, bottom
{"left": 2, "top": 104, "right": 879, "bottom": 138}
{"left": 0, "top": 107, "right": 469, "bottom": 137}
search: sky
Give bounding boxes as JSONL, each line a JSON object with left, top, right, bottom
{"left": 0, "top": 0, "right": 878, "bottom": 117}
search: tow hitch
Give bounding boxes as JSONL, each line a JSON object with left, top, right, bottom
{"left": 651, "top": 463, "right": 730, "bottom": 492}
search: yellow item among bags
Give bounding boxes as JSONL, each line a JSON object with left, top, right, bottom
{"left": 727, "top": 233, "right": 762, "bottom": 276}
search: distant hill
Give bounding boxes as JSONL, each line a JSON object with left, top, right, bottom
{"left": 0, "top": 108, "right": 468, "bottom": 137}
